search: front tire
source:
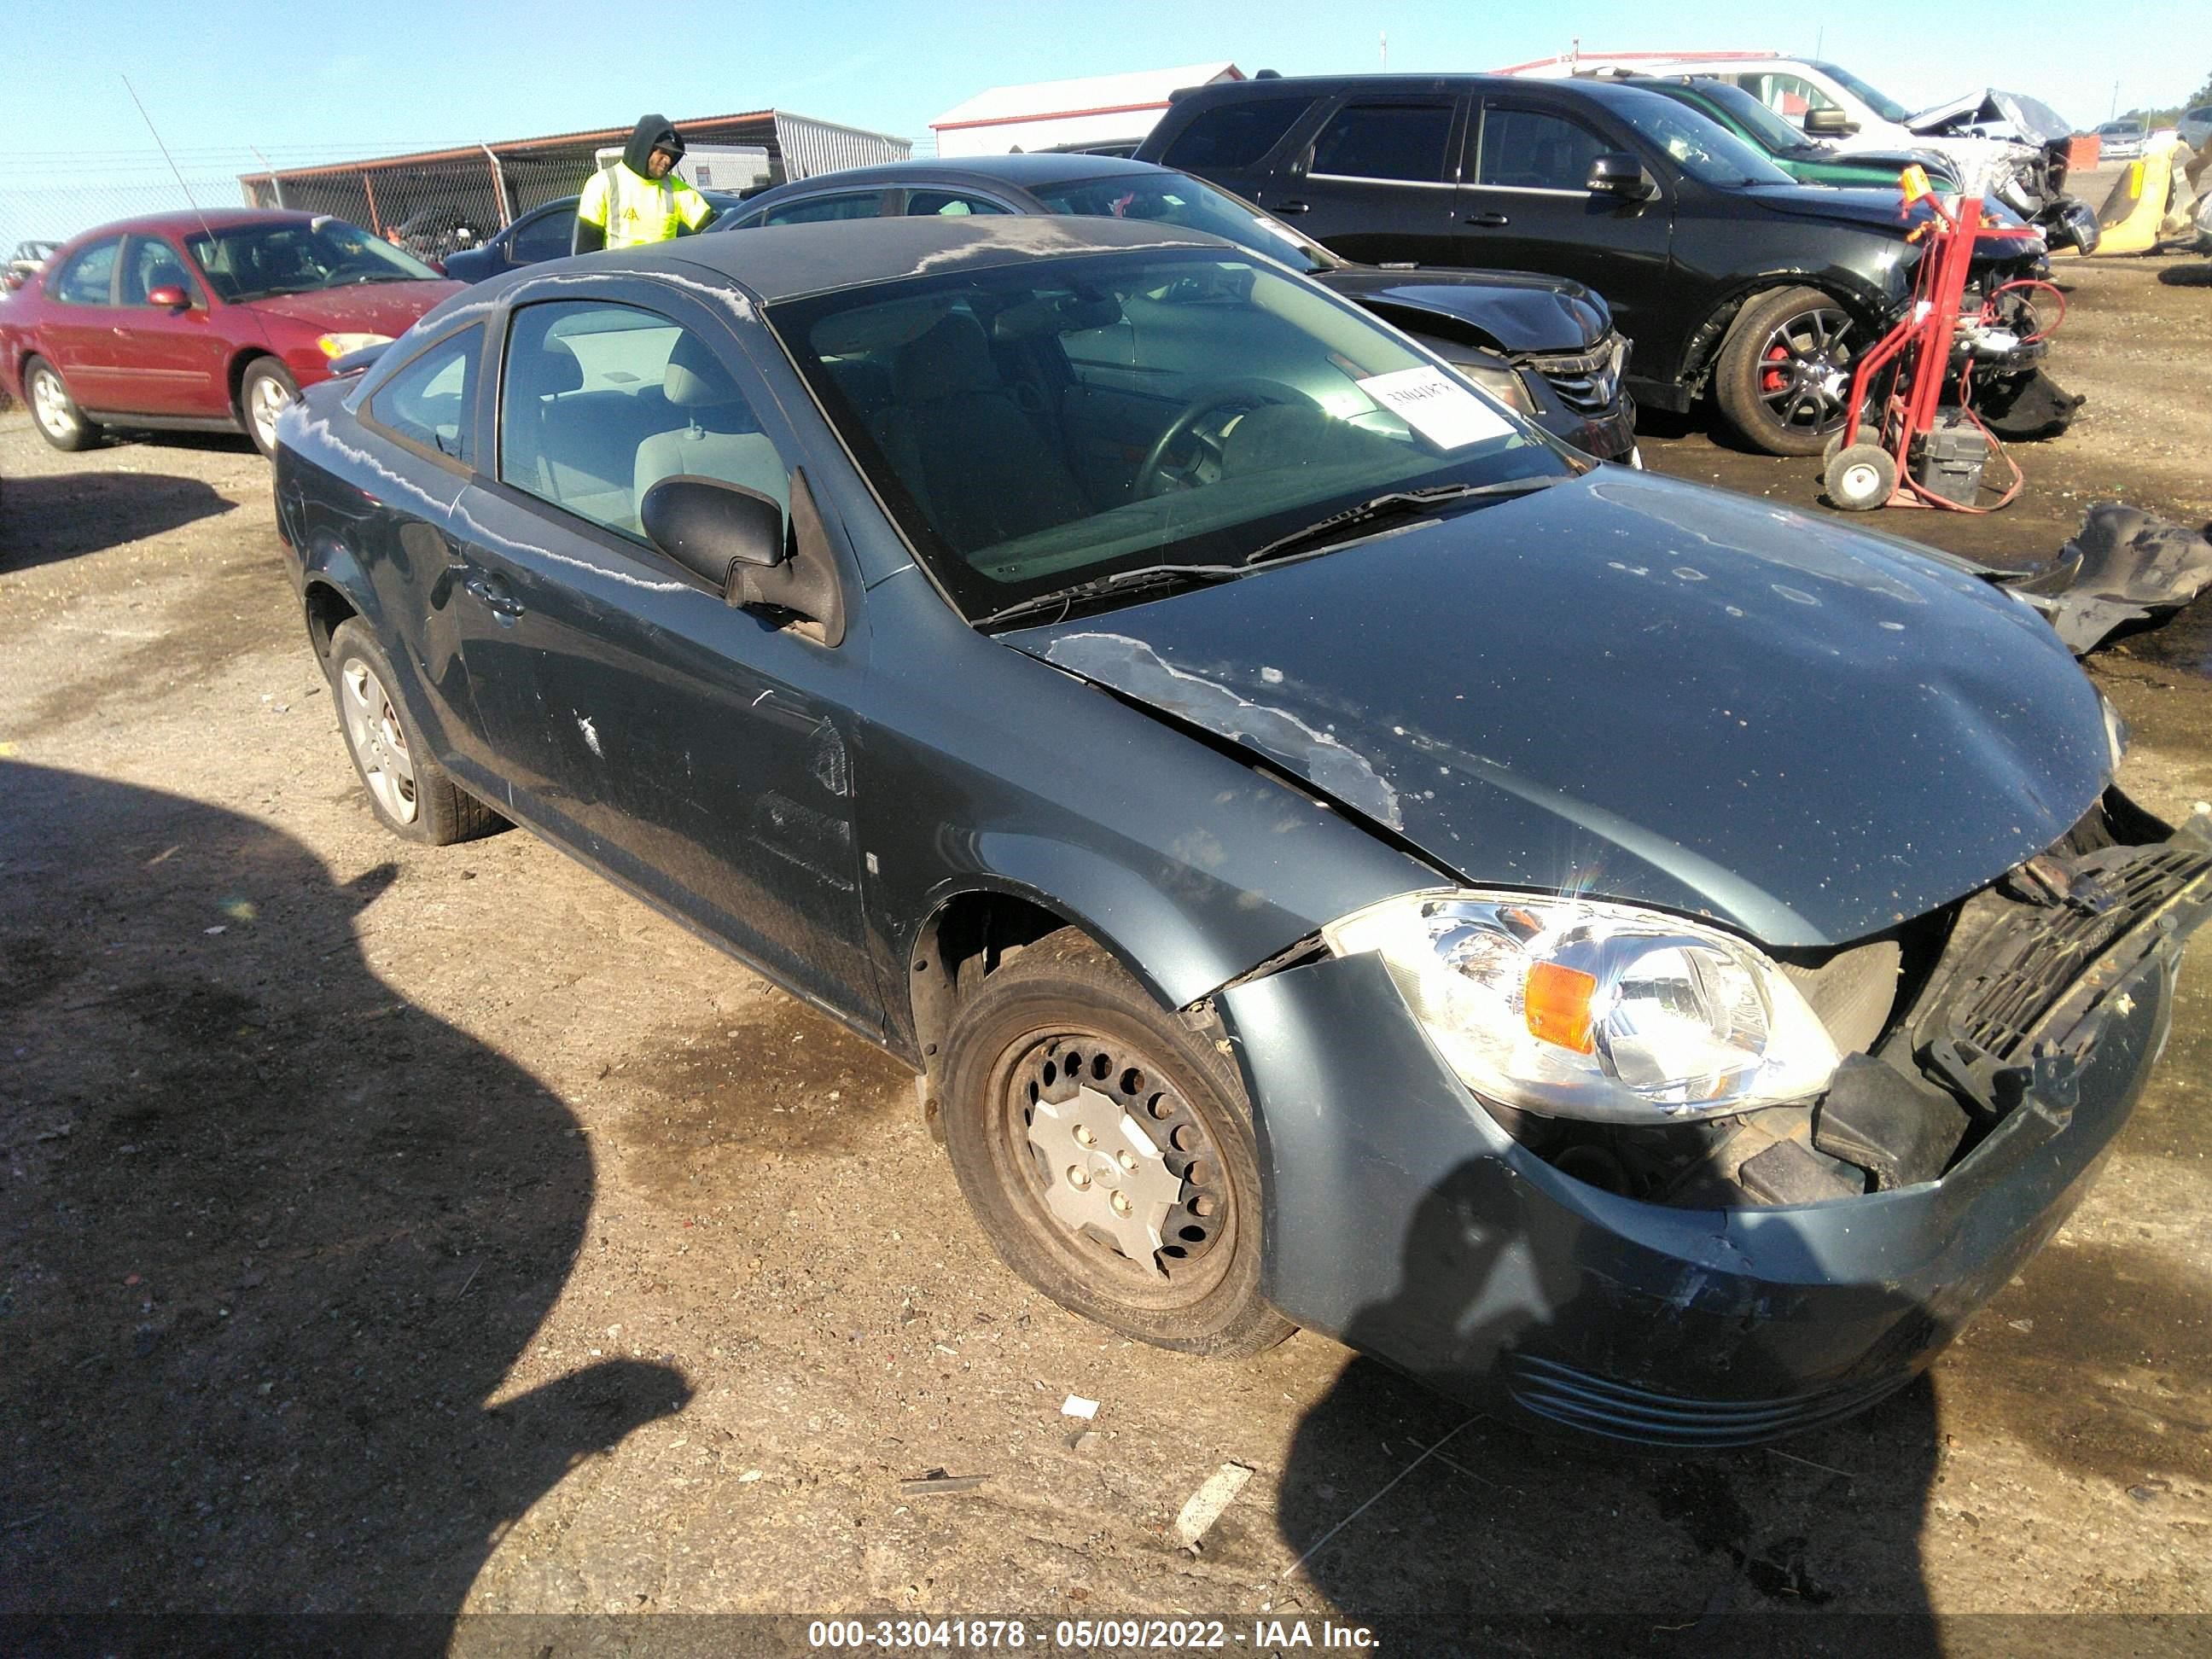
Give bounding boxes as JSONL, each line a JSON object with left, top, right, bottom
{"left": 1714, "top": 287, "right": 1861, "bottom": 457}
{"left": 938, "top": 928, "right": 1292, "bottom": 1357}
{"left": 24, "top": 358, "right": 100, "bottom": 451}
{"left": 327, "top": 619, "right": 500, "bottom": 845}
{"left": 240, "top": 358, "right": 300, "bottom": 458}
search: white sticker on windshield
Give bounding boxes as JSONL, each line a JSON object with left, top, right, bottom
{"left": 1356, "top": 364, "right": 1516, "bottom": 450}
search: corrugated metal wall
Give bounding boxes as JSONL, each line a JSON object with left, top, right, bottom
{"left": 771, "top": 114, "right": 913, "bottom": 180}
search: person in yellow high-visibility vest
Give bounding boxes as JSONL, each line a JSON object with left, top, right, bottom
{"left": 573, "top": 115, "right": 719, "bottom": 254}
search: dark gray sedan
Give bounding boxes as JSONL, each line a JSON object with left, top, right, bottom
{"left": 718, "top": 153, "right": 1638, "bottom": 464}
{"left": 273, "top": 218, "right": 2208, "bottom": 1445}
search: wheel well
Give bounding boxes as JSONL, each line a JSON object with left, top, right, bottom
{"left": 906, "top": 892, "right": 1074, "bottom": 1128}
{"left": 1682, "top": 280, "right": 1868, "bottom": 397}
{"left": 302, "top": 580, "right": 358, "bottom": 663}
{"left": 228, "top": 349, "right": 279, "bottom": 416}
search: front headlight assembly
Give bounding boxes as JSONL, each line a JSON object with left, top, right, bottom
{"left": 1324, "top": 891, "right": 1841, "bottom": 1125}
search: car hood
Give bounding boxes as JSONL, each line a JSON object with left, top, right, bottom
{"left": 1004, "top": 469, "right": 2109, "bottom": 948}
{"left": 243, "top": 280, "right": 464, "bottom": 335}
{"left": 1318, "top": 267, "right": 1610, "bottom": 353}
{"left": 1743, "top": 186, "right": 2042, "bottom": 262}
{"left": 1908, "top": 89, "right": 2070, "bottom": 148}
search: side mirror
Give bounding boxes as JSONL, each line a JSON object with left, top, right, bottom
{"left": 641, "top": 470, "right": 846, "bottom": 645}
{"left": 1586, "top": 154, "right": 1653, "bottom": 198}
{"left": 146, "top": 284, "right": 190, "bottom": 310}
{"left": 1805, "top": 107, "right": 1856, "bottom": 137}
{"left": 643, "top": 474, "right": 785, "bottom": 590}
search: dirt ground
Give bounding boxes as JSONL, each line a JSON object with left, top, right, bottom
{"left": 3, "top": 224, "right": 2210, "bottom": 1656}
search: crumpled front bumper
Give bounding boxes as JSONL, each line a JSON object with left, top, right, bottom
{"left": 1220, "top": 841, "right": 2204, "bottom": 1447}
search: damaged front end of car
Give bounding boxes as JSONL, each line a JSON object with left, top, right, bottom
{"left": 1214, "top": 791, "right": 2209, "bottom": 1446}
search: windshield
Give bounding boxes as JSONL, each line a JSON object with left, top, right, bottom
{"left": 1809, "top": 61, "right": 1912, "bottom": 125}
{"left": 1028, "top": 172, "right": 1337, "bottom": 276}
{"left": 1679, "top": 79, "right": 1822, "bottom": 155}
{"left": 183, "top": 218, "right": 439, "bottom": 302}
{"left": 770, "top": 247, "right": 1569, "bottom": 621}
{"left": 1611, "top": 87, "right": 1796, "bottom": 186}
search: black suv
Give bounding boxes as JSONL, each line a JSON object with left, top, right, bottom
{"left": 1138, "top": 74, "right": 2056, "bottom": 455}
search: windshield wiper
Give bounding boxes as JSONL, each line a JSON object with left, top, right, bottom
{"left": 1242, "top": 477, "right": 1567, "bottom": 568}
{"left": 974, "top": 562, "right": 1243, "bottom": 630}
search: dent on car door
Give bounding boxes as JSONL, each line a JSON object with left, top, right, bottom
{"left": 450, "top": 287, "right": 882, "bottom": 1027}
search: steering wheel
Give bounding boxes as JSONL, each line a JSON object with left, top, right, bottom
{"left": 1132, "top": 377, "right": 1317, "bottom": 499}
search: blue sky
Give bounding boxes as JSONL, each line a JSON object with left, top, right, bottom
{"left": 12, "top": 0, "right": 2203, "bottom": 165}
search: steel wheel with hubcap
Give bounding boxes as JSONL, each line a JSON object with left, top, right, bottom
{"left": 1715, "top": 286, "right": 1862, "bottom": 457}
{"left": 939, "top": 928, "right": 1291, "bottom": 1355}
{"left": 241, "top": 358, "right": 300, "bottom": 458}
{"left": 326, "top": 619, "right": 501, "bottom": 846}
{"left": 25, "top": 358, "right": 99, "bottom": 451}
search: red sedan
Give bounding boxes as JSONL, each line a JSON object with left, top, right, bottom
{"left": 1, "top": 209, "right": 461, "bottom": 457}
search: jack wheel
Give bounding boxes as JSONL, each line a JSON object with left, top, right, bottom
{"left": 1824, "top": 444, "right": 1897, "bottom": 512}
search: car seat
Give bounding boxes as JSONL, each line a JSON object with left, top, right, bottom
{"left": 868, "top": 313, "right": 1086, "bottom": 555}
{"left": 633, "top": 333, "right": 785, "bottom": 527}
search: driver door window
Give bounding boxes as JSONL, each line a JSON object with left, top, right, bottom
{"left": 499, "top": 300, "right": 788, "bottom": 544}
{"left": 1471, "top": 108, "right": 1610, "bottom": 193}
{"left": 1727, "top": 73, "right": 1840, "bottom": 125}
{"left": 119, "top": 236, "right": 201, "bottom": 307}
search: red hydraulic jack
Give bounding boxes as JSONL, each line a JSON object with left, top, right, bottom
{"left": 1822, "top": 169, "right": 2063, "bottom": 514}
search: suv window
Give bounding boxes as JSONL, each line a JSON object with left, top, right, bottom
{"left": 500, "top": 300, "right": 787, "bottom": 542}
{"left": 1158, "top": 97, "right": 1317, "bottom": 171}
{"left": 119, "top": 236, "right": 201, "bottom": 306}
{"left": 510, "top": 207, "right": 573, "bottom": 264}
{"left": 50, "top": 238, "right": 121, "bottom": 305}
{"left": 905, "top": 190, "right": 1011, "bottom": 218}
{"left": 1474, "top": 108, "right": 1610, "bottom": 192}
{"left": 369, "top": 326, "right": 482, "bottom": 465}
{"left": 1309, "top": 102, "right": 1454, "bottom": 183}
{"left": 759, "top": 192, "right": 887, "bottom": 228}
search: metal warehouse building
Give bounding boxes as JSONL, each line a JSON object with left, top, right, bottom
{"left": 236, "top": 111, "right": 911, "bottom": 239}
{"left": 928, "top": 63, "right": 1244, "bottom": 158}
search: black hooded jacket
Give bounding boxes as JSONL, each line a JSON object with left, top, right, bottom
{"left": 573, "top": 114, "right": 710, "bottom": 253}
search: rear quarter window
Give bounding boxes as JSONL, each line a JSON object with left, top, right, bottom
{"left": 367, "top": 326, "right": 482, "bottom": 466}
{"left": 1158, "top": 97, "right": 1318, "bottom": 171}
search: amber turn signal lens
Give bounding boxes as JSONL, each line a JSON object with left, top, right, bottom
{"left": 1524, "top": 961, "right": 1598, "bottom": 1055}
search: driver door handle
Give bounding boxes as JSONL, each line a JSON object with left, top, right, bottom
{"left": 1463, "top": 212, "right": 1511, "bottom": 227}
{"left": 1271, "top": 200, "right": 1311, "bottom": 216}
{"left": 464, "top": 574, "right": 525, "bottom": 618}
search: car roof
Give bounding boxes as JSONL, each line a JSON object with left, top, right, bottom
{"left": 559, "top": 214, "right": 1230, "bottom": 304}
{"left": 742, "top": 153, "right": 1166, "bottom": 203}
{"left": 56, "top": 208, "right": 339, "bottom": 243}
{"left": 1170, "top": 72, "right": 1685, "bottom": 113}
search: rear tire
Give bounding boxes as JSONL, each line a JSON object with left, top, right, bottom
{"left": 327, "top": 619, "right": 501, "bottom": 845}
{"left": 24, "top": 358, "right": 100, "bottom": 451}
{"left": 1823, "top": 444, "right": 1898, "bottom": 511}
{"left": 240, "top": 358, "right": 300, "bottom": 458}
{"left": 1714, "top": 286, "right": 1860, "bottom": 457}
{"left": 938, "top": 928, "right": 1293, "bottom": 1357}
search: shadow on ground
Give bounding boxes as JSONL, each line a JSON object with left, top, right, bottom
{"left": 0, "top": 762, "right": 686, "bottom": 1637}
{"left": 0, "top": 471, "right": 234, "bottom": 572}
{"left": 1276, "top": 1158, "right": 1944, "bottom": 1656}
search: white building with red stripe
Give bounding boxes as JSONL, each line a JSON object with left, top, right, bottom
{"left": 928, "top": 63, "right": 1245, "bottom": 158}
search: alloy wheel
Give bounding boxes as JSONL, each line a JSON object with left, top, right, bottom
{"left": 1756, "top": 306, "right": 1855, "bottom": 436}
{"left": 248, "top": 374, "right": 292, "bottom": 451}
{"left": 29, "top": 367, "right": 77, "bottom": 443}
{"left": 339, "top": 657, "right": 420, "bottom": 825}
